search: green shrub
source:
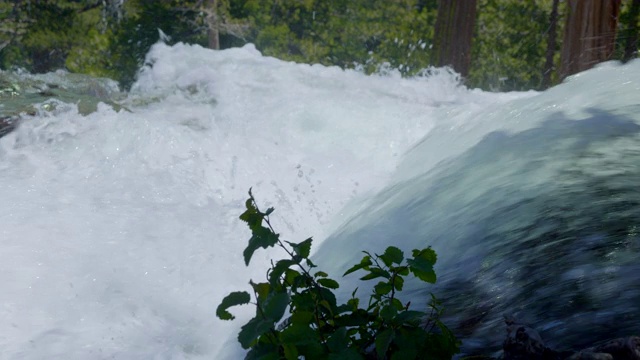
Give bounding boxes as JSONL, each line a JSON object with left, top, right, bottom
{"left": 217, "top": 189, "right": 460, "bottom": 359}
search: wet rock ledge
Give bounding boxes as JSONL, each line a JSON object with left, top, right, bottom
{"left": 0, "top": 116, "right": 17, "bottom": 138}
{"left": 485, "top": 316, "right": 640, "bottom": 360}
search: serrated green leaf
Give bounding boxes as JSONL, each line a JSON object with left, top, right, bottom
{"left": 263, "top": 292, "right": 289, "bottom": 323}
{"left": 380, "top": 303, "right": 398, "bottom": 322}
{"left": 375, "top": 328, "right": 394, "bottom": 359}
{"left": 238, "top": 316, "right": 274, "bottom": 348}
{"left": 285, "top": 269, "right": 304, "bottom": 290}
{"left": 243, "top": 226, "right": 279, "bottom": 266}
{"left": 291, "top": 290, "right": 315, "bottom": 313}
{"left": 343, "top": 255, "right": 372, "bottom": 276}
{"left": 429, "top": 292, "right": 442, "bottom": 307}
{"left": 290, "top": 310, "right": 314, "bottom": 325}
{"left": 326, "top": 327, "right": 349, "bottom": 353}
{"left": 319, "top": 299, "right": 334, "bottom": 316}
{"left": 412, "top": 247, "right": 437, "bottom": 264}
{"left": 245, "top": 343, "right": 281, "bottom": 360}
{"left": 359, "top": 267, "right": 390, "bottom": 281}
{"left": 318, "top": 287, "right": 338, "bottom": 313}
{"left": 314, "top": 271, "right": 328, "bottom": 278}
{"left": 379, "top": 246, "right": 404, "bottom": 267}
{"left": 397, "top": 266, "right": 410, "bottom": 276}
{"left": 257, "top": 225, "right": 273, "bottom": 237}
{"left": 317, "top": 278, "right": 340, "bottom": 289}
{"left": 239, "top": 196, "right": 263, "bottom": 232}
{"left": 374, "top": 281, "right": 392, "bottom": 296}
{"left": 391, "top": 298, "right": 404, "bottom": 311}
{"left": 250, "top": 281, "right": 270, "bottom": 302}
{"left": 407, "top": 248, "right": 437, "bottom": 284}
{"left": 288, "top": 237, "right": 312, "bottom": 258}
{"left": 306, "top": 258, "right": 316, "bottom": 268}
{"left": 394, "top": 328, "right": 421, "bottom": 350}
{"left": 298, "top": 341, "right": 326, "bottom": 359}
{"left": 269, "top": 259, "right": 295, "bottom": 286}
{"left": 334, "top": 309, "right": 370, "bottom": 328}
{"left": 283, "top": 343, "right": 298, "bottom": 360}
{"left": 392, "top": 274, "right": 404, "bottom": 291}
{"left": 245, "top": 193, "right": 255, "bottom": 209}
{"left": 407, "top": 256, "right": 437, "bottom": 283}
{"left": 347, "top": 297, "right": 359, "bottom": 310}
{"left": 393, "top": 310, "right": 425, "bottom": 325}
{"left": 239, "top": 211, "right": 263, "bottom": 231}
{"left": 216, "top": 291, "right": 251, "bottom": 320}
{"left": 280, "top": 323, "right": 319, "bottom": 345}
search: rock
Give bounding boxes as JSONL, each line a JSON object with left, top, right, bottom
{"left": 0, "top": 116, "right": 16, "bottom": 137}
{"left": 501, "top": 317, "right": 640, "bottom": 360}
{"left": 503, "top": 316, "right": 548, "bottom": 360}
{"left": 568, "top": 352, "right": 613, "bottom": 360}
{"left": 590, "top": 337, "right": 640, "bottom": 360}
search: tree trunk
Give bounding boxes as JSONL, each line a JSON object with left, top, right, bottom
{"left": 541, "top": 0, "right": 560, "bottom": 89}
{"left": 432, "top": 0, "right": 478, "bottom": 78}
{"left": 560, "top": 0, "right": 622, "bottom": 80}
{"left": 623, "top": 0, "right": 640, "bottom": 62}
{"left": 208, "top": 26, "right": 220, "bottom": 50}
{"left": 206, "top": 0, "right": 220, "bottom": 50}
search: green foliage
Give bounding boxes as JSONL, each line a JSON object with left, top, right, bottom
{"left": 232, "top": 0, "right": 438, "bottom": 76}
{"left": 105, "top": 0, "right": 209, "bottom": 88}
{"left": 217, "top": 189, "right": 460, "bottom": 359}
{"left": 1, "top": 2, "right": 83, "bottom": 71}
{"left": 615, "top": 0, "right": 640, "bottom": 62}
{"left": 468, "top": 0, "right": 557, "bottom": 91}
{"left": 6, "top": 0, "right": 630, "bottom": 91}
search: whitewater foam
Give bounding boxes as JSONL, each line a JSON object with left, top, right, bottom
{"left": 0, "top": 42, "right": 523, "bottom": 359}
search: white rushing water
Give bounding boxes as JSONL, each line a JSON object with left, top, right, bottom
{"left": 0, "top": 43, "right": 525, "bottom": 359}
{"left": 1, "top": 41, "right": 638, "bottom": 359}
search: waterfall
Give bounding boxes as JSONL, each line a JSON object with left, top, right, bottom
{"left": 1, "top": 42, "right": 637, "bottom": 358}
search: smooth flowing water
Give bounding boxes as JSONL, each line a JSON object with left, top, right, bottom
{"left": 0, "top": 42, "right": 638, "bottom": 359}
{"left": 315, "top": 59, "right": 640, "bottom": 355}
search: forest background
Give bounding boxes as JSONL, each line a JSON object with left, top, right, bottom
{"left": 0, "top": 0, "right": 638, "bottom": 92}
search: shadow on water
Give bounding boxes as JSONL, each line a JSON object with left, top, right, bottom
{"left": 316, "top": 107, "right": 640, "bottom": 353}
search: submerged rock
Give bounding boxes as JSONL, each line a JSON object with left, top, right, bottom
{"left": 567, "top": 353, "right": 613, "bottom": 360}
{"left": 576, "top": 337, "right": 640, "bottom": 360}
{"left": 0, "top": 70, "right": 127, "bottom": 138}
{"left": 0, "top": 116, "right": 16, "bottom": 137}
{"left": 503, "top": 316, "right": 548, "bottom": 360}
{"left": 500, "top": 316, "right": 639, "bottom": 360}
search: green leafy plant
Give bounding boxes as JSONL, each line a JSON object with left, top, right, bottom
{"left": 217, "top": 189, "right": 460, "bottom": 359}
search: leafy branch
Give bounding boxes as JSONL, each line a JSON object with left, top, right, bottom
{"left": 216, "top": 189, "right": 460, "bottom": 359}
